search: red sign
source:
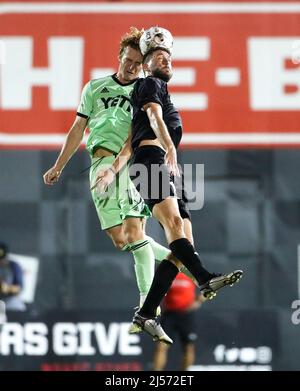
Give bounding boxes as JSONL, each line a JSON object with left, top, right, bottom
{"left": 1, "top": 2, "right": 300, "bottom": 148}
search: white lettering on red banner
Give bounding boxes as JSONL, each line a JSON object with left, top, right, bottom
{"left": 1, "top": 2, "right": 300, "bottom": 148}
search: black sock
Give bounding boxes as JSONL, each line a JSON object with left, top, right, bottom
{"left": 139, "top": 259, "right": 179, "bottom": 318}
{"left": 169, "top": 238, "right": 212, "bottom": 286}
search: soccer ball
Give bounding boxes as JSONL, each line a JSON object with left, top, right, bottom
{"left": 139, "top": 26, "right": 173, "bottom": 56}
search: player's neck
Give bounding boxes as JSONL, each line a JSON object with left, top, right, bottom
{"left": 115, "top": 72, "right": 127, "bottom": 85}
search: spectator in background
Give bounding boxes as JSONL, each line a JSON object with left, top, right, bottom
{"left": 0, "top": 242, "right": 26, "bottom": 311}
{"left": 152, "top": 272, "right": 206, "bottom": 371}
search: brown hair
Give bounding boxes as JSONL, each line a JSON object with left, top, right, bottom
{"left": 119, "top": 27, "right": 144, "bottom": 57}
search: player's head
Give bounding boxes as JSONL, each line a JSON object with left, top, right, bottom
{"left": 117, "top": 27, "right": 144, "bottom": 83}
{"left": 0, "top": 242, "right": 8, "bottom": 262}
{"left": 143, "top": 48, "right": 173, "bottom": 82}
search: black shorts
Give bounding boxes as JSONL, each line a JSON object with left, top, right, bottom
{"left": 161, "top": 309, "right": 198, "bottom": 345}
{"left": 130, "top": 145, "right": 191, "bottom": 220}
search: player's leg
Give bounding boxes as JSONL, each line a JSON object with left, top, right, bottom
{"left": 132, "top": 146, "right": 210, "bottom": 283}
{"left": 105, "top": 224, "right": 127, "bottom": 250}
{"left": 153, "top": 342, "right": 169, "bottom": 371}
{"left": 90, "top": 156, "right": 154, "bottom": 282}
{"left": 131, "top": 146, "right": 210, "bottom": 289}
{"left": 90, "top": 156, "right": 125, "bottom": 232}
{"left": 183, "top": 216, "right": 194, "bottom": 245}
{"left": 92, "top": 157, "right": 170, "bottom": 299}
{"left": 153, "top": 197, "right": 213, "bottom": 286}
{"left": 156, "top": 198, "right": 243, "bottom": 294}
{"left": 182, "top": 343, "right": 196, "bottom": 371}
{"left": 178, "top": 311, "right": 197, "bottom": 371}
{"left": 137, "top": 195, "right": 240, "bottom": 321}
{"left": 130, "top": 146, "right": 204, "bottom": 284}
{"left": 148, "top": 202, "right": 209, "bottom": 286}
{"left": 179, "top": 215, "right": 202, "bottom": 285}
{"left": 146, "top": 219, "right": 200, "bottom": 284}
{"left": 120, "top": 181, "right": 173, "bottom": 343}
{"left": 118, "top": 168, "right": 171, "bottom": 327}
{"left": 146, "top": 235, "right": 172, "bottom": 263}
{"left": 118, "top": 167, "right": 156, "bottom": 309}
{"left": 131, "top": 167, "right": 211, "bottom": 322}
{"left": 122, "top": 217, "right": 156, "bottom": 308}
{"left": 90, "top": 156, "right": 171, "bottom": 343}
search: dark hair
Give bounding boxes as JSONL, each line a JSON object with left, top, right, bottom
{"left": 143, "top": 47, "right": 171, "bottom": 64}
{"left": 0, "top": 242, "right": 8, "bottom": 259}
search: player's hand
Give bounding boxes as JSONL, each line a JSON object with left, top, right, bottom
{"left": 165, "top": 145, "right": 180, "bottom": 177}
{"left": 90, "top": 168, "right": 115, "bottom": 192}
{"left": 43, "top": 166, "right": 62, "bottom": 185}
{"left": 0, "top": 281, "right": 10, "bottom": 295}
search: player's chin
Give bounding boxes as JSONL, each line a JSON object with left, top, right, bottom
{"left": 164, "top": 69, "right": 173, "bottom": 79}
{"left": 126, "top": 72, "right": 138, "bottom": 81}
{"left": 161, "top": 71, "right": 172, "bottom": 82}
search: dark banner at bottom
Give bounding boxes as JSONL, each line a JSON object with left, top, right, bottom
{"left": 0, "top": 309, "right": 284, "bottom": 371}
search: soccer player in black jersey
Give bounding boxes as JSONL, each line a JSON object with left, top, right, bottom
{"left": 96, "top": 36, "right": 243, "bottom": 344}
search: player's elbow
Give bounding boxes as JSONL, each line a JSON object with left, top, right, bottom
{"left": 146, "top": 104, "right": 162, "bottom": 122}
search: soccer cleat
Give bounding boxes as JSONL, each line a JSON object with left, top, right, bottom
{"left": 128, "top": 312, "right": 173, "bottom": 345}
{"left": 200, "top": 270, "right": 243, "bottom": 300}
{"left": 128, "top": 321, "right": 143, "bottom": 334}
{"left": 130, "top": 305, "right": 161, "bottom": 334}
{"left": 128, "top": 309, "right": 144, "bottom": 334}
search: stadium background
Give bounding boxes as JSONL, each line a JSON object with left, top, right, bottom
{"left": 0, "top": 0, "right": 300, "bottom": 370}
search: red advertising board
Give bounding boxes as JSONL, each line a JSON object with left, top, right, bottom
{"left": 1, "top": 2, "right": 300, "bottom": 148}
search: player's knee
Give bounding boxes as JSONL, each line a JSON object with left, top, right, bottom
{"left": 112, "top": 239, "right": 127, "bottom": 250}
{"left": 167, "top": 253, "right": 182, "bottom": 269}
{"left": 168, "top": 257, "right": 182, "bottom": 270}
{"left": 124, "top": 226, "right": 140, "bottom": 244}
{"left": 165, "top": 215, "right": 184, "bottom": 233}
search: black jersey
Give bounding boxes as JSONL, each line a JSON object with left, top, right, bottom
{"left": 131, "top": 76, "right": 182, "bottom": 151}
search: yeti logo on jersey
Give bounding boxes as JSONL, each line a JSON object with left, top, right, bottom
{"left": 98, "top": 95, "right": 132, "bottom": 112}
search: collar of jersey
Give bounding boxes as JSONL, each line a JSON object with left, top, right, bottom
{"left": 111, "top": 73, "right": 138, "bottom": 86}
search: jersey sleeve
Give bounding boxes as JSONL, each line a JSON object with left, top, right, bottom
{"left": 137, "top": 77, "right": 164, "bottom": 109}
{"left": 77, "top": 81, "right": 93, "bottom": 118}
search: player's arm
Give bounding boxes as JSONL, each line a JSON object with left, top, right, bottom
{"left": 144, "top": 102, "right": 179, "bottom": 176}
{"left": 43, "top": 115, "right": 87, "bottom": 185}
{"left": 0, "top": 262, "right": 23, "bottom": 296}
{"left": 0, "top": 281, "right": 21, "bottom": 296}
{"left": 112, "top": 131, "right": 133, "bottom": 174}
{"left": 91, "top": 132, "right": 133, "bottom": 191}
